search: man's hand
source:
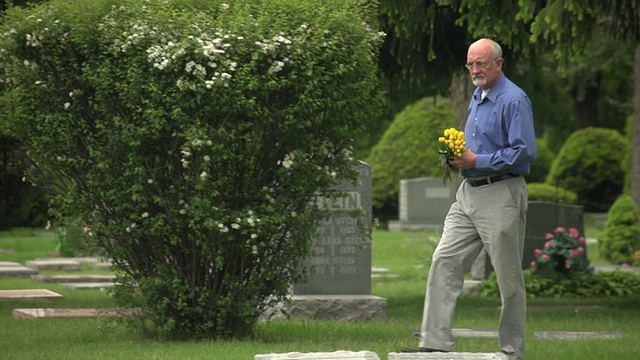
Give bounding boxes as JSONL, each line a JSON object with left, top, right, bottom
{"left": 449, "top": 149, "right": 477, "bottom": 170}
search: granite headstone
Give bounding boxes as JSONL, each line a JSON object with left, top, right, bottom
{"left": 294, "top": 161, "right": 372, "bottom": 295}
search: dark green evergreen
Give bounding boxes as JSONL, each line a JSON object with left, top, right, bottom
{"left": 598, "top": 195, "right": 640, "bottom": 264}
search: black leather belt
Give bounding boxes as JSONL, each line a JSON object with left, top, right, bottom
{"left": 466, "top": 173, "right": 519, "bottom": 187}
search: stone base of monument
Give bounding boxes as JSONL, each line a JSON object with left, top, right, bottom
{"left": 265, "top": 294, "right": 387, "bottom": 322}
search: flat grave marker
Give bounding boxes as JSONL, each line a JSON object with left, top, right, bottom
{"left": 255, "top": 351, "right": 380, "bottom": 360}
{"left": 26, "top": 259, "right": 82, "bottom": 271}
{"left": 0, "top": 266, "right": 38, "bottom": 277}
{"left": 31, "top": 274, "right": 116, "bottom": 283}
{"left": 0, "top": 289, "right": 63, "bottom": 300}
{"left": 13, "top": 308, "right": 138, "bottom": 319}
{"left": 388, "top": 352, "right": 510, "bottom": 360}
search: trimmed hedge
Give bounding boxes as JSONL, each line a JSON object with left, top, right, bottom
{"left": 598, "top": 195, "right": 640, "bottom": 264}
{"left": 546, "top": 127, "right": 628, "bottom": 212}
{"left": 367, "top": 96, "right": 454, "bottom": 212}
{"left": 527, "top": 183, "right": 578, "bottom": 204}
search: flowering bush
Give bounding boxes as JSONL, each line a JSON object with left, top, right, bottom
{"left": 0, "top": 0, "right": 382, "bottom": 340}
{"left": 530, "top": 227, "right": 591, "bottom": 274}
{"left": 437, "top": 127, "right": 466, "bottom": 184}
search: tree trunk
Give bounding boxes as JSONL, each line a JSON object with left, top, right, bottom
{"left": 572, "top": 73, "right": 601, "bottom": 129}
{"left": 450, "top": 69, "right": 474, "bottom": 129}
{"left": 632, "top": 44, "right": 640, "bottom": 211}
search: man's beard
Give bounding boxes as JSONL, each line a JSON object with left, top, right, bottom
{"left": 472, "top": 75, "right": 486, "bottom": 87}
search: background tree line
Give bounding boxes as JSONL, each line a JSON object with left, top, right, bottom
{"left": 368, "top": 0, "right": 638, "bottom": 216}
{"left": 2, "top": 0, "right": 638, "bottom": 224}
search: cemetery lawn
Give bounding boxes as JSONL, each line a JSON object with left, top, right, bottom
{"left": 1, "top": 225, "right": 639, "bottom": 359}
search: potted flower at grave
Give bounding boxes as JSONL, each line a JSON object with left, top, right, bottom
{"left": 530, "top": 227, "right": 592, "bottom": 275}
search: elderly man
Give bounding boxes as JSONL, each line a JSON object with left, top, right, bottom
{"left": 402, "top": 38, "right": 537, "bottom": 359}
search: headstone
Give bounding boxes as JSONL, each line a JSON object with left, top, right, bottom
{"left": 294, "top": 162, "right": 372, "bottom": 296}
{"left": 255, "top": 351, "right": 380, "bottom": 360}
{"left": 388, "top": 352, "right": 509, "bottom": 360}
{"left": 388, "top": 177, "right": 458, "bottom": 232}
{"left": 524, "top": 201, "right": 585, "bottom": 273}
{"left": 284, "top": 161, "right": 386, "bottom": 321}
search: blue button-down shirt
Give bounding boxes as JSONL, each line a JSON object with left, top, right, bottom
{"left": 461, "top": 74, "right": 537, "bottom": 179}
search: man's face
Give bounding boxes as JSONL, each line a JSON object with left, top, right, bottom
{"left": 466, "top": 45, "right": 503, "bottom": 90}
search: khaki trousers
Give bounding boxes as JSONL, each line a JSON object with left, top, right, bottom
{"left": 419, "top": 176, "right": 527, "bottom": 358}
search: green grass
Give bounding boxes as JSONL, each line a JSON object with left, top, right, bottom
{"left": 0, "top": 228, "right": 58, "bottom": 264}
{"left": 1, "top": 226, "right": 639, "bottom": 359}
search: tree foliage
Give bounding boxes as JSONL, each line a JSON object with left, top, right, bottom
{"left": 442, "top": 0, "right": 640, "bottom": 211}
{"left": 0, "top": 0, "right": 383, "bottom": 340}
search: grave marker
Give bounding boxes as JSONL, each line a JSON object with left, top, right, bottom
{"left": 0, "top": 289, "right": 63, "bottom": 300}
{"left": 389, "top": 177, "right": 458, "bottom": 232}
{"left": 255, "top": 351, "right": 380, "bottom": 360}
{"left": 281, "top": 161, "right": 386, "bottom": 321}
{"left": 388, "top": 352, "right": 510, "bottom": 360}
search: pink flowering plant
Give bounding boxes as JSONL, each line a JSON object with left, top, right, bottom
{"left": 530, "top": 227, "right": 591, "bottom": 274}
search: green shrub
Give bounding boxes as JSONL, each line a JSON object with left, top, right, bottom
{"left": 367, "top": 97, "right": 454, "bottom": 213}
{"left": 480, "top": 269, "right": 640, "bottom": 298}
{"left": 54, "top": 217, "right": 104, "bottom": 257}
{"left": 546, "top": 127, "right": 629, "bottom": 212}
{"left": 598, "top": 195, "right": 640, "bottom": 264}
{"left": 0, "top": 0, "right": 382, "bottom": 340}
{"left": 527, "top": 183, "right": 578, "bottom": 204}
{"left": 526, "top": 138, "right": 553, "bottom": 184}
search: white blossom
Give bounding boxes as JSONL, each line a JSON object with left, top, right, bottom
{"left": 268, "top": 60, "right": 285, "bottom": 74}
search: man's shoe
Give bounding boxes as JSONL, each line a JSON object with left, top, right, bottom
{"left": 400, "top": 347, "right": 448, "bottom": 353}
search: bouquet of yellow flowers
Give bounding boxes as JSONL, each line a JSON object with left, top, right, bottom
{"left": 438, "top": 127, "right": 466, "bottom": 184}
